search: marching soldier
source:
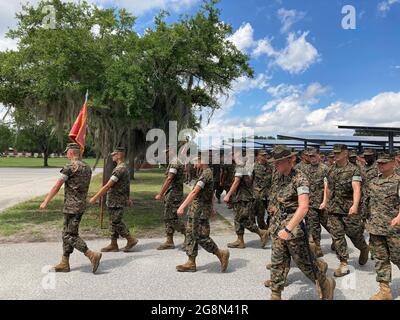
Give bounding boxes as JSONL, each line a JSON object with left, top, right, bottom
{"left": 360, "top": 149, "right": 379, "bottom": 222}
{"left": 224, "top": 151, "right": 269, "bottom": 249}
{"left": 39, "top": 143, "right": 102, "bottom": 273}
{"left": 326, "top": 152, "right": 335, "bottom": 167}
{"left": 155, "top": 147, "right": 187, "bottom": 250}
{"left": 304, "top": 147, "right": 331, "bottom": 258}
{"left": 267, "top": 145, "right": 335, "bottom": 300}
{"left": 349, "top": 150, "right": 358, "bottom": 165}
{"left": 367, "top": 153, "right": 400, "bottom": 300}
{"left": 252, "top": 149, "right": 273, "bottom": 230}
{"left": 295, "top": 151, "right": 310, "bottom": 173}
{"left": 176, "top": 153, "right": 230, "bottom": 272}
{"left": 325, "top": 144, "right": 369, "bottom": 277}
{"left": 90, "top": 147, "right": 138, "bottom": 252}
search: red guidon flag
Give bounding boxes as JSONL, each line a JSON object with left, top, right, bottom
{"left": 69, "top": 91, "right": 88, "bottom": 155}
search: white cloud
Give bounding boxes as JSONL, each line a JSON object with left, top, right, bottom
{"left": 277, "top": 8, "right": 306, "bottom": 33}
{"left": 252, "top": 38, "right": 277, "bottom": 57}
{"left": 227, "top": 22, "right": 255, "bottom": 53}
{"left": 378, "top": 0, "right": 400, "bottom": 14}
{"left": 274, "top": 32, "right": 320, "bottom": 74}
{"left": 229, "top": 22, "right": 320, "bottom": 74}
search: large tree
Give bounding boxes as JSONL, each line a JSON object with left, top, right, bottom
{"left": 0, "top": 0, "right": 253, "bottom": 177}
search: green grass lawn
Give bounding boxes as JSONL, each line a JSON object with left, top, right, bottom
{"left": 0, "top": 169, "right": 167, "bottom": 242}
{"left": 0, "top": 157, "right": 102, "bottom": 168}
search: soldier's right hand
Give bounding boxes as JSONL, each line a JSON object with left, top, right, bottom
{"left": 39, "top": 202, "right": 48, "bottom": 210}
{"left": 155, "top": 194, "right": 162, "bottom": 200}
{"left": 223, "top": 195, "right": 230, "bottom": 203}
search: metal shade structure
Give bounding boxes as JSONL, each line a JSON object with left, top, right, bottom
{"left": 338, "top": 125, "right": 400, "bottom": 153}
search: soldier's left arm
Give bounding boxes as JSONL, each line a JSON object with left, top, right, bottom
{"left": 349, "top": 168, "right": 362, "bottom": 215}
{"left": 391, "top": 183, "right": 400, "bottom": 226}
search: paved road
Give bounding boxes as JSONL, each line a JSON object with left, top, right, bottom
{"left": 0, "top": 200, "right": 398, "bottom": 300}
{"left": 0, "top": 168, "right": 101, "bottom": 212}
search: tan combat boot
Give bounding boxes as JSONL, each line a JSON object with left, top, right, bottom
{"left": 359, "top": 245, "right": 369, "bottom": 266}
{"left": 314, "top": 240, "right": 324, "bottom": 258}
{"left": 319, "top": 277, "right": 336, "bottom": 300}
{"left": 370, "top": 282, "right": 393, "bottom": 300}
{"left": 316, "top": 258, "right": 328, "bottom": 275}
{"left": 259, "top": 229, "right": 269, "bottom": 248}
{"left": 264, "top": 279, "right": 289, "bottom": 288}
{"left": 101, "top": 239, "right": 119, "bottom": 252}
{"left": 334, "top": 260, "right": 350, "bottom": 277}
{"left": 54, "top": 256, "right": 70, "bottom": 272}
{"left": 122, "top": 235, "right": 139, "bottom": 252}
{"left": 157, "top": 234, "right": 175, "bottom": 250}
{"left": 266, "top": 263, "right": 272, "bottom": 270}
{"left": 84, "top": 250, "right": 102, "bottom": 274}
{"left": 176, "top": 256, "right": 196, "bottom": 272}
{"left": 270, "top": 291, "right": 282, "bottom": 300}
{"left": 215, "top": 249, "right": 230, "bottom": 272}
{"left": 227, "top": 235, "right": 245, "bottom": 249}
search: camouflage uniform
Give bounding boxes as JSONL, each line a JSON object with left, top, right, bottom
{"left": 327, "top": 161, "right": 368, "bottom": 261}
{"left": 360, "top": 162, "right": 379, "bottom": 221}
{"left": 212, "top": 163, "right": 223, "bottom": 202}
{"left": 367, "top": 173, "right": 400, "bottom": 284}
{"left": 253, "top": 162, "right": 273, "bottom": 230}
{"left": 295, "top": 161, "right": 310, "bottom": 174}
{"left": 60, "top": 160, "right": 92, "bottom": 256}
{"left": 163, "top": 159, "right": 186, "bottom": 236}
{"left": 106, "top": 162, "right": 131, "bottom": 240}
{"left": 306, "top": 162, "right": 330, "bottom": 243}
{"left": 232, "top": 164, "right": 259, "bottom": 236}
{"left": 185, "top": 167, "right": 219, "bottom": 257}
{"left": 270, "top": 168, "right": 327, "bottom": 292}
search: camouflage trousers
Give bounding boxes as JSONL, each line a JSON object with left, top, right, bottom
{"left": 327, "top": 213, "right": 368, "bottom": 261}
{"left": 164, "top": 199, "right": 186, "bottom": 236}
{"left": 270, "top": 235, "right": 326, "bottom": 292}
{"left": 306, "top": 208, "right": 331, "bottom": 243}
{"left": 108, "top": 207, "right": 130, "bottom": 240}
{"left": 370, "top": 234, "right": 400, "bottom": 283}
{"left": 62, "top": 213, "right": 88, "bottom": 256}
{"left": 185, "top": 217, "right": 219, "bottom": 257}
{"left": 233, "top": 201, "right": 259, "bottom": 236}
{"left": 253, "top": 198, "right": 268, "bottom": 230}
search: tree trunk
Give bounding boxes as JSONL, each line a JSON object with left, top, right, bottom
{"left": 43, "top": 150, "right": 49, "bottom": 167}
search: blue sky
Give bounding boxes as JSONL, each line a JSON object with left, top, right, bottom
{"left": 1, "top": 0, "right": 400, "bottom": 140}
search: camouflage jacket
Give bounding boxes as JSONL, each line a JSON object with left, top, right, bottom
{"left": 60, "top": 160, "right": 92, "bottom": 214}
{"left": 306, "top": 163, "right": 329, "bottom": 209}
{"left": 361, "top": 162, "right": 379, "bottom": 198}
{"left": 295, "top": 161, "right": 310, "bottom": 174}
{"left": 233, "top": 164, "right": 254, "bottom": 202}
{"left": 222, "top": 163, "right": 235, "bottom": 189}
{"left": 107, "top": 162, "right": 130, "bottom": 208}
{"left": 165, "top": 158, "right": 184, "bottom": 202}
{"left": 189, "top": 167, "right": 214, "bottom": 219}
{"left": 327, "top": 161, "right": 362, "bottom": 215}
{"left": 271, "top": 168, "right": 310, "bottom": 240}
{"left": 367, "top": 173, "right": 400, "bottom": 236}
{"left": 211, "top": 164, "right": 221, "bottom": 188}
{"left": 253, "top": 162, "right": 273, "bottom": 200}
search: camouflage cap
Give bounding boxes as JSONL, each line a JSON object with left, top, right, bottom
{"left": 333, "top": 144, "right": 348, "bottom": 153}
{"left": 327, "top": 151, "right": 335, "bottom": 158}
{"left": 268, "top": 145, "right": 297, "bottom": 162}
{"left": 304, "top": 147, "right": 318, "bottom": 156}
{"left": 64, "top": 143, "right": 81, "bottom": 153}
{"left": 111, "top": 147, "right": 126, "bottom": 155}
{"left": 258, "top": 149, "right": 268, "bottom": 156}
{"left": 349, "top": 150, "right": 358, "bottom": 158}
{"left": 377, "top": 153, "right": 395, "bottom": 164}
{"left": 363, "top": 148, "right": 376, "bottom": 156}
